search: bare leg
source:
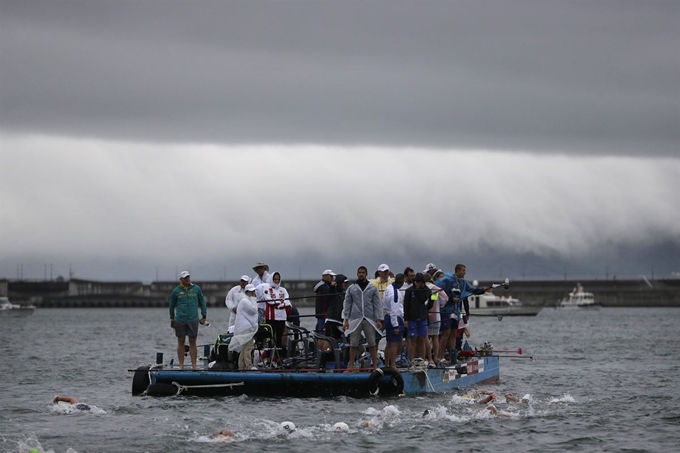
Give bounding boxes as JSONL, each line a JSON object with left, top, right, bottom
{"left": 347, "top": 347, "right": 357, "bottom": 370}
{"left": 438, "top": 330, "right": 450, "bottom": 361}
{"left": 430, "top": 335, "right": 439, "bottom": 363}
{"left": 447, "top": 333, "right": 456, "bottom": 360}
{"left": 406, "top": 337, "right": 416, "bottom": 360}
{"left": 385, "top": 342, "right": 397, "bottom": 368}
{"left": 188, "top": 336, "right": 198, "bottom": 370}
{"left": 177, "top": 336, "right": 186, "bottom": 370}
{"left": 369, "top": 345, "right": 378, "bottom": 370}
{"left": 417, "top": 337, "right": 428, "bottom": 361}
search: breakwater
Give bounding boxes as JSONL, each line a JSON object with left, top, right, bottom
{"left": 2, "top": 277, "right": 679, "bottom": 308}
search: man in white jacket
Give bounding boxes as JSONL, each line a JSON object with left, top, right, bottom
{"left": 225, "top": 275, "right": 251, "bottom": 327}
{"left": 230, "top": 284, "right": 259, "bottom": 371}
{"left": 342, "top": 266, "right": 383, "bottom": 371}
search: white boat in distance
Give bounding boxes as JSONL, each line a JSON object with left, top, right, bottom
{"left": 467, "top": 292, "right": 542, "bottom": 317}
{"left": 0, "top": 296, "right": 36, "bottom": 318}
{"left": 558, "top": 283, "right": 599, "bottom": 309}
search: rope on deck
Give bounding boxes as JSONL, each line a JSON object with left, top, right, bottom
{"left": 171, "top": 381, "right": 245, "bottom": 395}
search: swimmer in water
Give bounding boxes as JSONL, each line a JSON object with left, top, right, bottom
{"left": 504, "top": 393, "right": 532, "bottom": 404}
{"left": 53, "top": 395, "right": 90, "bottom": 411}
{"left": 280, "top": 421, "right": 296, "bottom": 434}
{"left": 217, "top": 428, "right": 235, "bottom": 438}
{"left": 333, "top": 422, "right": 349, "bottom": 431}
{"left": 471, "top": 389, "right": 498, "bottom": 405}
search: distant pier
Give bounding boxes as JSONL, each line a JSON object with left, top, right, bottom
{"left": 1, "top": 277, "right": 679, "bottom": 308}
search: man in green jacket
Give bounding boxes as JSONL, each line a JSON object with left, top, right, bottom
{"left": 169, "top": 270, "right": 207, "bottom": 370}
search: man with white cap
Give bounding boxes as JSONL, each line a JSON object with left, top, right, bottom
{"left": 423, "top": 263, "right": 438, "bottom": 277}
{"left": 169, "top": 271, "right": 207, "bottom": 370}
{"left": 225, "top": 275, "right": 251, "bottom": 327}
{"left": 313, "top": 269, "right": 336, "bottom": 333}
{"left": 369, "top": 263, "right": 394, "bottom": 302}
{"left": 251, "top": 262, "right": 273, "bottom": 287}
{"left": 230, "top": 283, "right": 259, "bottom": 370}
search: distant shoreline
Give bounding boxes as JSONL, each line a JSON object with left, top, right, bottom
{"left": 3, "top": 277, "right": 679, "bottom": 308}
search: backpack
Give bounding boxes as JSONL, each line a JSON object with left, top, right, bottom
{"left": 209, "top": 333, "right": 238, "bottom": 370}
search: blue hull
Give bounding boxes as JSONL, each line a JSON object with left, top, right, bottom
{"left": 136, "top": 357, "right": 499, "bottom": 398}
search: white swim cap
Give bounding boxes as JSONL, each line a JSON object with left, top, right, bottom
{"left": 521, "top": 394, "right": 532, "bottom": 403}
{"left": 280, "top": 421, "right": 296, "bottom": 433}
{"left": 333, "top": 422, "right": 349, "bottom": 431}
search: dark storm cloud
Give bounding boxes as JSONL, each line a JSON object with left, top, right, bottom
{"left": 1, "top": 0, "right": 678, "bottom": 156}
{"left": 1, "top": 138, "right": 678, "bottom": 281}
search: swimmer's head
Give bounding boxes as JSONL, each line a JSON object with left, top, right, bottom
{"left": 332, "top": 422, "right": 349, "bottom": 432}
{"left": 361, "top": 420, "right": 371, "bottom": 428}
{"left": 422, "top": 409, "right": 431, "bottom": 417}
{"left": 217, "top": 428, "right": 235, "bottom": 438}
{"left": 521, "top": 394, "right": 532, "bottom": 404}
{"left": 280, "top": 421, "right": 296, "bottom": 433}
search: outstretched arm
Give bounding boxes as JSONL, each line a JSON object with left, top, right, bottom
{"left": 54, "top": 395, "right": 78, "bottom": 404}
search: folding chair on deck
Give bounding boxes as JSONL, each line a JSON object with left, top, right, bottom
{"left": 254, "top": 323, "right": 280, "bottom": 368}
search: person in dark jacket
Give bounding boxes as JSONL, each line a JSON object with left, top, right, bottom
{"left": 313, "top": 269, "right": 336, "bottom": 332}
{"left": 325, "top": 274, "right": 348, "bottom": 342}
{"left": 403, "top": 273, "right": 434, "bottom": 362}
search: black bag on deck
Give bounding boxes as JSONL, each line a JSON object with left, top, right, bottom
{"left": 209, "top": 333, "right": 238, "bottom": 370}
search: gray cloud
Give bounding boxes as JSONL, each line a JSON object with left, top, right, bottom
{"left": 1, "top": 137, "right": 678, "bottom": 281}
{"left": 1, "top": 1, "right": 678, "bottom": 156}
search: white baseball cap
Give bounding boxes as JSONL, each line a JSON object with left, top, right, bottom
{"left": 179, "top": 271, "right": 190, "bottom": 279}
{"left": 240, "top": 275, "right": 251, "bottom": 282}
{"left": 377, "top": 264, "right": 389, "bottom": 272}
{"left": 423, "top": 263, "right": 437, "bottom": 272}
{"left": 244, "top": 284, "right": 256, "bottom": 292}
{"left": 322, "top": 269, "right": 336, "bottom": 276}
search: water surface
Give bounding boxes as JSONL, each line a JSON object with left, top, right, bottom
{"left": 1, "top": 307, "right": 678, "bottom": 452}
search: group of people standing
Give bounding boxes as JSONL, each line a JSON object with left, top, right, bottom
{"left": 313, "top": 262, "right": 491, "bottom": 371}
{"left": 168, "top": 260, "right": 490, "bottom": 371}
{"left": 168, "top": 262, "right": 294, "bottom": 371}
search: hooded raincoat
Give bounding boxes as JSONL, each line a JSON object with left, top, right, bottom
{"left": 230, "top": 294, "right": 258, "bottom": 353}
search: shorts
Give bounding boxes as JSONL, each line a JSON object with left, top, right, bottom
{"left": 324, "top": 321, "right": 344, "bottom": 340}
{"left": 174, "top": 321, "right": 199, "bottom": 338}
{"left": 428, "top": 320, "right": 441, "bottom": 336}
{"left": 440, "top": 317, "right": 453, "bottom": 331}
{"left": 406, "top": 319, "right": 428, "bottom": 339}
{"left": 349, "top": 318, "right": 377, "bottom": 347}
{"left": 383, "top": 315, "right": 404, "bottom": 343}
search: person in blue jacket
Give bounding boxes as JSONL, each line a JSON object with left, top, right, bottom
{"left": 169, "top": 270, "right": 207, "bottom": 370}
{"left": 435, "top": 264, "right": 490, "bottom": 364}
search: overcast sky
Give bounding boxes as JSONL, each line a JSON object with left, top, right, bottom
{"left": 1, "top": 1, "right": 678, "bottom": 283}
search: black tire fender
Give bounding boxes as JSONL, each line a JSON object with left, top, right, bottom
{"left": 145, "top": 383, "right": 179, "bottom": 397}
{"left": 131, "top": 366, "right": 150, "bottom": 396}
{"left": 368, "top": 367, "right": 404, "bottom": 397}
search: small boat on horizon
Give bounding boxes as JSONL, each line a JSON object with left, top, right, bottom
{"left": 467, "top": 292, "right": 543, "bottom": 318}
{"left": 557, "top": 283, "right": 599, "bottom": 309}
{"left": 0, "top": 296, "right": 36, "bottom": 318}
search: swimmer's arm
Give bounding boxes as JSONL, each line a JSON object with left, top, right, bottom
{"left": 54, "top": 395, "right": 78, "bottom": 404}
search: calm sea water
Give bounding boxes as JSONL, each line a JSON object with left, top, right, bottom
{"left": 1, "top": 306, "right": 679, "bottom": 453}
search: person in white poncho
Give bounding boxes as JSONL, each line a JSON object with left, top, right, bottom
{"left": 342, "top": 266, "right": 383, "bottom": 371}
{"left": 230, "top": 284, "right": 259, "bottom": 370}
